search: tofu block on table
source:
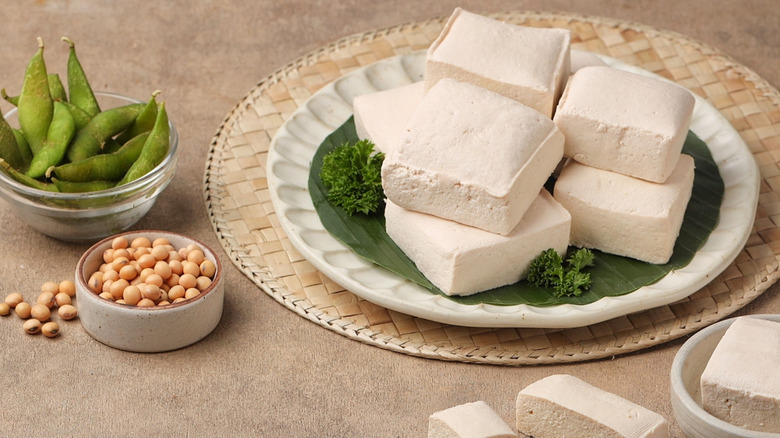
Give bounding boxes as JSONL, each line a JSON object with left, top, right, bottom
{"left": 553, "top": 154, "right": 694, "bottom": 264}
{"left": 382, "top": 78, "right": 564, "bottom": 235}
{"left": 700, "top": 317, "right": 780, "bottom": 433}
{"left": 353, "top": 81, "right": 425, "bottom": 155}
{"left": 516, "top": 374, "right": 670, "bottom": 438}
{"left": 385, "top": 190, "right": 570, "bottom": 297}
{"left": 425, "top": 7, "right": 570, "bottom": 117}
{"left": 553, "top": 66, "right": 695, "bottom": 183}
{"left": 428, "top": 401, "right": 517, "bottom": 438}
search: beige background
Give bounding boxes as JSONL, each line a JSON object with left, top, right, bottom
{"left": 0, "top": 1, "right": 778, "bottom": 437}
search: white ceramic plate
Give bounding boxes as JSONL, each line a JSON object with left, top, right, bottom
{"left": 266, "top": 50, "right": 759, "bottom": 328}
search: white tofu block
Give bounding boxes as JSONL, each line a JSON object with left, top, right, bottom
{"left": 700, "top": 317, "right": 780, "bottom": 433}
{"left": 553, "top": 66, "right": 695, "bottom": 183}
{"left": 384, "top": 190, "right": 570, "bottom": 296}
{"left": 426, "top": 8, "right": 571, "bottom": 117}
{"left": 353, "top": 82, "right": 426, "bottom": 155}
{"left": 570, "top": 50, "right": 608, "bottom": 73}
{"left": 516, "top": 375, "right": 670, "bottom": 438}
{"left": 382, "top": 78, "right": 564, "bottom": 235}
{"left": 553, "top": 154, "right": 694, "bottom": 264}
{"left": 428, "top": 401, "right": 517, "bottom": 438}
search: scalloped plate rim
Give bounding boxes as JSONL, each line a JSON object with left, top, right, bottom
{"left": 265, "top": 50, "right": 759, "bottom": 328}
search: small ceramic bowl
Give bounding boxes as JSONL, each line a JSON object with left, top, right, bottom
{"left": 0, "top": 92, "right": 178, "bottom": 242}
{"left": 75, "top": 230, "right": 224, "bottom": 353}
{"left": 670, "top": 314, "right": 780, "bottom": 438}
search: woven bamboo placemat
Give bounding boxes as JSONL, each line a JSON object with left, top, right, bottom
{"left": 203, "top": 10, "right": 780, "bottom": 365}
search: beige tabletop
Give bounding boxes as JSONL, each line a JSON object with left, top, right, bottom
{"left": 0, "top": 1, "right": 778, "bottom": 437}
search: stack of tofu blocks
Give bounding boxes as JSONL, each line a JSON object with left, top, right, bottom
{"left": 353, "top": 8, "right": 697, "bottom": 297}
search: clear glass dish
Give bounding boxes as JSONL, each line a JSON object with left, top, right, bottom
{"left": 0, "top": 92, "right": 178, "bottom": 242}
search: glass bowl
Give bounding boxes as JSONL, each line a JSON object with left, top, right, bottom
{"left": 0, "top": 92, "right": 178, "bottom": 242}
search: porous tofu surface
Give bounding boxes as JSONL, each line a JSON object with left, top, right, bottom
{"left": 553, "top": 154, "right": 695, "bottom": 264}
{"left": 553, "top": 66, "right": 695, "bottom": 183}
{"left": 700, "top": 317, "right": 780, "bottom": 433}
{"left": 382, "top": 77, "right": 564, "bottom": 235}
{"left": 570, "top": 50, "right": 608, "bottom": 73}
{"left": 428, "top": 400, "right": 517, "bottom": 438}
{"left": 516, "top": 374, "right": 669, "bottom": 438}
{"left": 353, "top": 81, "right": 425, "bottom": 155}
{"left": 384, "top": 190, "right": 570, "bottom": 296}
{"left": 425, "top": 7, "right": 570, "bottom": 117}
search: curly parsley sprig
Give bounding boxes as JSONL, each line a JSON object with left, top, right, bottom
{"left": 320, "top": 139, "right": 385, "bottom": 215}
{"left": 527, "top": 248, "right": 595, "bottom": 297}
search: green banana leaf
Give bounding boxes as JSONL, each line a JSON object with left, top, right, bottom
{"left": 308, "top": 117, "right": 724, "bottom": 307}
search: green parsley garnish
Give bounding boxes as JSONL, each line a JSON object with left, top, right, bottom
{"left": 319, "top": 139, "right": 385, "bottom": 215}
{"left": 527, "top": 248, "right": 595, "bottom": 297}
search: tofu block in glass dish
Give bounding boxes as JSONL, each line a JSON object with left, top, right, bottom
{"left": 553, "top": 66, "right": 695, "bottom": 183}
{"left": 384, "top": 190, "right": 570, "bottom": 297}
{"left": 425, "top": 7, "right": 570, "bottom": 118}
{"left": 382, "top": 78, "right": 564, "bottom": 235}
{"left": 516, "top": 374, "right": 670, "bottom": 438}
{"left": 553, "top": 154, "right": 695, "bottom": 265}
{"left": 700, "top": 317, "right": 780, "bottom": 433}
{"left": 428, "top": 401, "right": 517, "bottom": 438}
{"left": 353, "top": 82, "right": 425, "bottom": 155}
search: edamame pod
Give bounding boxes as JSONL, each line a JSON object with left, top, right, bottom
{"left": 118, "top": 102, "right": 169, "bottom": 185}
{"left": 62, "top": 37, "right": 100, "bottom": 117}
{"left": 0, "top": 159, "right": 57, "bottom": 192}
{"left": 115, "top": 90, "right": 160, "bottom": 144}
{"left": 1, "top": 89, "right": 19, "bottom": 107}
{"left": 52, "top": 131, "right": 149, "bottom": 182}
{"left": 26, "top": 101, "right": 75, "bottom": 178}
{"left": 48, "top": 73, "right": 67, "bottom": 102}
{"left": 51, "top": 178, "right": 115, "bottom": 193}
{"left": 11, "top": 128, "right": 33, "bottom": 167}
{"left": 18, "top": 37, "right": 53, "bottom": 155}
{"left": 60, "top": 101, "right": 92, "bottom": 130}
{"left": 0, "top": 115, "right": 27, "bottom": 171}
{"left": 101, "top": 137, "right": 122, "bottom": 154}
{"left": 65, "top": 102, "right": 143, "bottom": 162}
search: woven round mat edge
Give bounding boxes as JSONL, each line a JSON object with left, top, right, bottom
{"left": 202, "top": 10, "right": 780, "bottom": 366}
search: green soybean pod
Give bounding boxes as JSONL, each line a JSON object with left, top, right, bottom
{"left": 0, "top": 115, "right": 27, "bottom": 171}
{"left": 0, "top": 159, "right": 57, "bottom": 192}
{"left": 26, "top": 101, "right": 76, "bottom": 179}
{"left": 1, "top": 89, "right": 19, "bottom": 107}
{"left": 62, "top": 37, "right": 100, "bottom": 117}
{"left": 52, "top": 177, "right": 115, "bottom": 193}
{"left": 115, "top": 90, "right": 160, "bottom": 145}
{"left": 52, "top": 131, "right": 149, "bottom": 182}
{"left": 101, "top": 137, "right": 122, "bottom": 154}
{"left": 118, "top": 102, "right": 169, "bottom": 185}
{"left": 111, "top": 131, "right": 149, "bottom": 164}
{"left": 48, "top": 73, "right": 67, "bottom": 102}
{"left": 65, "top": 102, "right": 144, "bottom": 163}
{"left": 11, "top": 128, "right": 33, "bottom": 167}
{"left": 18, "top": 37, "right": 53, "bottom": 155}
{"left": 60, "top": 100, "right": 92, "bottom": 131}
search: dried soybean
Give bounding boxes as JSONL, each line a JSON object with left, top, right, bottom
{"left": 89, "top": 235, "right": 217, "bottom": 307}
